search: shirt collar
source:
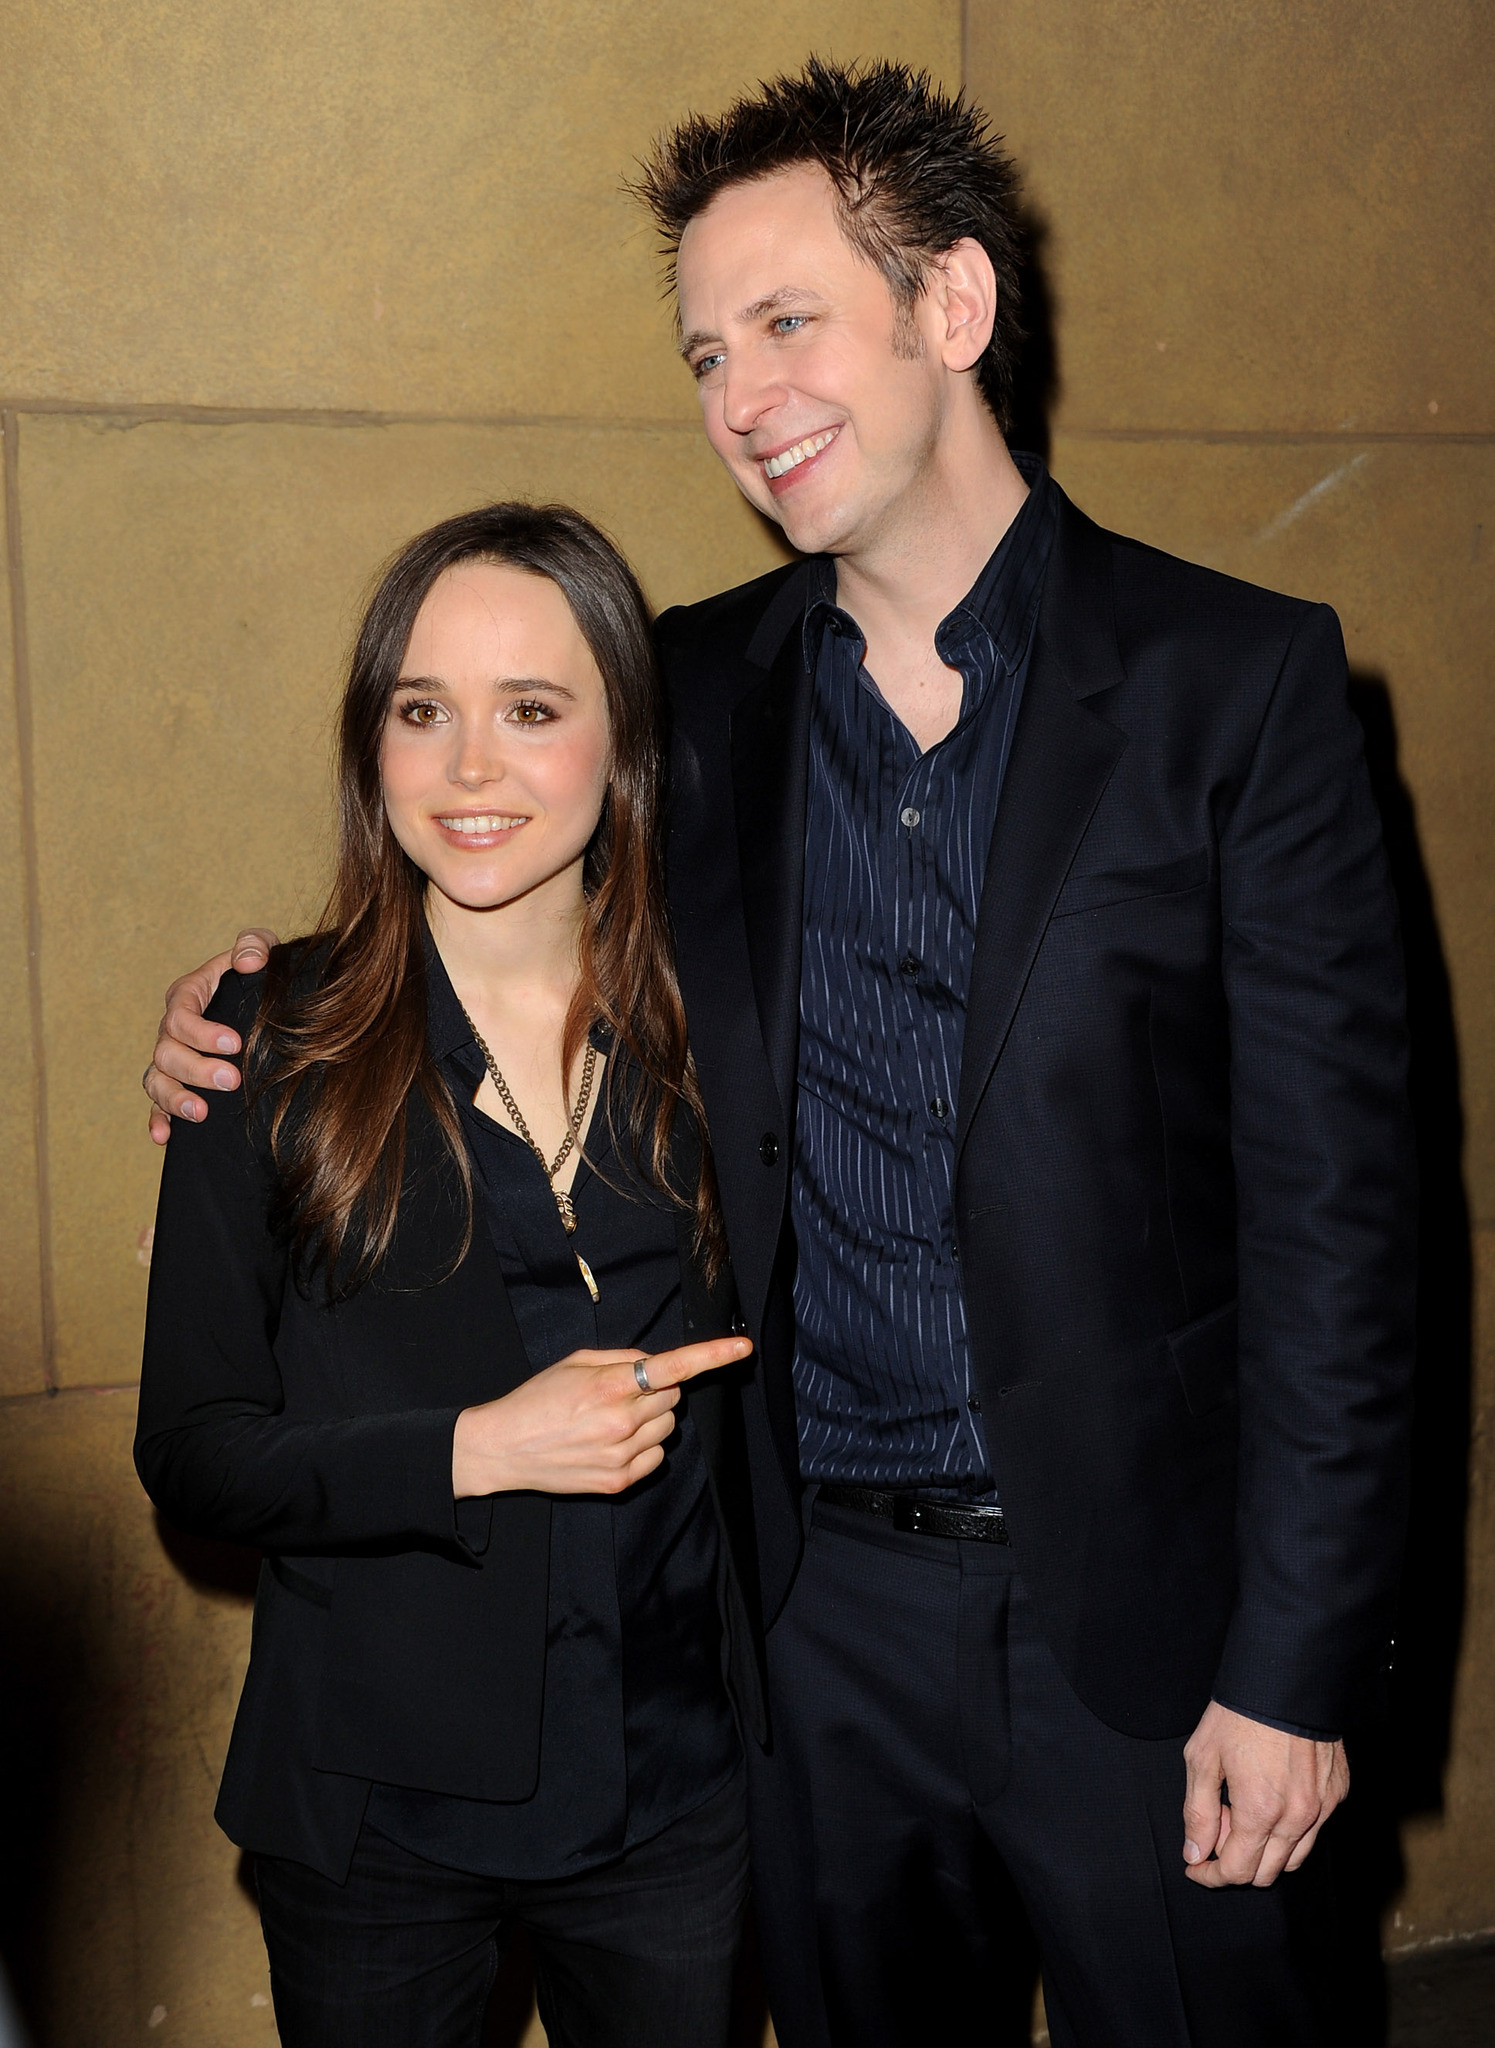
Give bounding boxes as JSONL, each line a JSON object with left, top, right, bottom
{"left": 424, "top": 927, "right": 480, "bottom": 1067}
{"left": 803, "top": 449, "right": 1055, "bottom": 677}
{"left": 422, "top": 922, "right": 616, "bottom": 1074}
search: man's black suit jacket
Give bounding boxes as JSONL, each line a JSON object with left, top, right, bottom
{"left": 657, "top": 483, "right": 1416, "bottom": 1742}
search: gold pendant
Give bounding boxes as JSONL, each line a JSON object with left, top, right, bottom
{"left": 555, "top": 1190, "right": 577, "bottom": 1235}
{"left": 575, "top": 1252, "right": 600, "bottom": 1304}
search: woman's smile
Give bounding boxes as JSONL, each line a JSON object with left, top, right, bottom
{"left": 430, "top": 808, "right": 532, "bottom": 847}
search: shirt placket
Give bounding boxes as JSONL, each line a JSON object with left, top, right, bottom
{"left": 887, "top": 715, "right": 972, "bottom": 1468}
{"left": 917, "top": 637, "right": 999, "bottom": 1484}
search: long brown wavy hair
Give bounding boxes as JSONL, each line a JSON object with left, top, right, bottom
{"left": 247, "top": 502, "right": 723, "bottom": 1296}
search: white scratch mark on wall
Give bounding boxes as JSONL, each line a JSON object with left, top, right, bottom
{"left": 1254, "top": 453, "right": 1371, "bottom": 544}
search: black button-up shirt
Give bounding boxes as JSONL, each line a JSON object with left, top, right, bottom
{"left": 368, "top": 952, "right": 737, "bottom": 1877}
{"left": 792, "top": 453, "right": 1058, "bottom": 1489}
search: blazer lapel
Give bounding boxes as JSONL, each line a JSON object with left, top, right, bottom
{"left": 956, "top": 496, "right": 1129, "bottom": 1154}
{"left": 729, "top": 608, "right": 814, "bottom": 1124}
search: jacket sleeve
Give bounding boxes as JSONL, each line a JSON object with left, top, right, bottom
{"left": 134, "top": 970, "right": 476, "bottom": 1558}
{"left": 1212, "top": 603, "right": 1416, "bottom": 1731}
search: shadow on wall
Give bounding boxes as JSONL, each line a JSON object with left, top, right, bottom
{"left": 1007, "top": 205, "right": 1061, "bottom": 467}
{"left": 1318, "top": 675, "right": 1475, "bottom": 2047}
{"left": 0, "top": 1566, "right": 70, "bottom": 2036}
{"left": 151, "top": 1520, "right": 266, "bottom": 1929}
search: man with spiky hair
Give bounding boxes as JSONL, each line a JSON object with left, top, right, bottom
{"left": 148, "top": 58, "right": 1414, "bottom": 2048}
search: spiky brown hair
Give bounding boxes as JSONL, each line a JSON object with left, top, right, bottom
{"left": 630, "top": 56, "right": 1026, "bottom": 429}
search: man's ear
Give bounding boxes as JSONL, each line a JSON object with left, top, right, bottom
{"left": 927, "top": 238, "right": 998, "bottom": 373}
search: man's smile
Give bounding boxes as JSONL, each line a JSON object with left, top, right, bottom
{"left": 757, "top": 425, "right": 841, "bottom": 488}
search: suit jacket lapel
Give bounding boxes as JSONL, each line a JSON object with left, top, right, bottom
{"left": 956, "top": 495, "right": 1129, "bottom": 1155}
{"left": 729, "top": 610, "right": 814, "bottom": 1125}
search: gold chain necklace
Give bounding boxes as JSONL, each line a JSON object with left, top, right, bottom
{"left": 460, "top": 1004, "right": 601, "bottom": 1303}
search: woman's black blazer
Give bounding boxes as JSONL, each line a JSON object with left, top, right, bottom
{"left": 136, "top": 967, "right": 765, "bottom": 1879}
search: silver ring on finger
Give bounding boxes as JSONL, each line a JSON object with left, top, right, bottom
{"left": 632, "top": 1358, "right": 652, "bottom": 1394}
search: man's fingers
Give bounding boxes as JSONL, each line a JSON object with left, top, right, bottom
{"left": 1283, "top": 1816, "right": 1329, "bottom": 1873}
{"left": 1210, "top": 1808, "right": 1276, "bottom": 1887}
{"left": 1194, "top": 1799, "right": 1328, "bottom": 1888}
{"left": 1249, "top": 1829, "right": 1302, "bottom": 1889}
{"left": 639, "top": 1335, "right": 753, "bottom": 1390}
{"left": 231, "top": 926, "right": 279, "bottom": 970}
{"left": 146, "top": 1063, "right": 212, "bottom": 1125}
{"left": 161, "top": 950, "right": 241, "bottom": 1055}
{"left": 152, "top": 1030, "right": 242, "bottom": 1094}
{"left": 1181, "top": 1753, "right": 1224, "bottom": 1868}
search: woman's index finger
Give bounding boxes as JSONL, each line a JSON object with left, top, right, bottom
{"left": 643, "top": 1336, "right": 753, "bottom": 1388}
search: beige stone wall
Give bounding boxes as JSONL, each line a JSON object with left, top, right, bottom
{"left": 0, "top": 7, "right": 959, "bottom": 2044}
{"left": 968, "top": 0, "right": 1495, "bottom": 1963}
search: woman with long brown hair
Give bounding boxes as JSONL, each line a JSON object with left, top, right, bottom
{"left": 135, "top": 504, "right": 760, "bottom": 2048}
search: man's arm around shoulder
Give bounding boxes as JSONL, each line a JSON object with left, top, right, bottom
{"left": 144, "top": 928, "right": 280, "bottom": 1141}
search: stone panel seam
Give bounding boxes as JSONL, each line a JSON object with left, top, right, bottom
{"left": 2, "top": 400, "right": 1489, "bottom": 448}
{"left": 0, "top": 397, "right": 703, "bottom": 434}
{"left": 1058, "top": 427, "right": 1495, "bottom": 447}
{"left": 0, "top": 1381, "right": 137, "bottom": 1408}
{"left": 1, "top": 411, "right": 58, "bottom": 1392}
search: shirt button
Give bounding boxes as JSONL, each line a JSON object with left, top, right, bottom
{"left": 899, "top": 955, "right": 921, "bottom": 979}
{"left": 968, "top": 1395, "right": 982, "bottom": 1413}
{"left": 758, "top": 1133, "right": 779, "bottom": 1166}
{"left": 930, "top": 1095, "right": 949, "bottom": 1121}
{"left": 900, "top": 806, "right": 921, "bottom": 828}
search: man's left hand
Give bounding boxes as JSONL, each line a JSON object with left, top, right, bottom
{"left": 1182, "top": 1701, "right": 1348, "bottom": 1887}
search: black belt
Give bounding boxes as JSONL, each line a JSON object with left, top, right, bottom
{"left": 818, "top": 1483, "right": 1010, "bottom": 1545}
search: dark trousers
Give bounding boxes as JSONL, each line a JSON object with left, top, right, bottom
{"left": 748, "top": 1500, "right": 1330, "bottom": 2048}
{"left": 255, "top": 1770, "right": 748, "bottom": 2048}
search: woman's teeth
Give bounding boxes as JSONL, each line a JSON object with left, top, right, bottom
{"left": 763, "top": 429, "right": 838, "bottom": 480}
{"left": 437, "top": 814, "right": 525, "bottom": 835}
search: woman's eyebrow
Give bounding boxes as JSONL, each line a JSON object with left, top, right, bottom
{"left": 495, "top": 676, "right": 577, "bottom": 698}
{"left": 392, "top": 675, "right": 577, "bottom": 698}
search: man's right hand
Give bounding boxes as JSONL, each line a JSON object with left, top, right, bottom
{"left": 144, "top": 928, "right": 280, "bottom": 1143}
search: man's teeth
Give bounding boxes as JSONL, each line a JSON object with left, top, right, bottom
{"left": 438, "top": 814, "right": 525, "bottom": 835}
{"left": 763, "top": 430, "right": 837, "bottom": 480}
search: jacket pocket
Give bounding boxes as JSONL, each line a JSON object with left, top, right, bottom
{"left": 1050, "top": 846, "right": 1210, "bottom": 920}
{"left": 1167, "top": 1299, "right": 1238, "bottom": 1417}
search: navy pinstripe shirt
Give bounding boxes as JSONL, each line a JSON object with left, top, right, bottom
{"left": 792, "top": 453, "right": 1058, "bottom": 1489}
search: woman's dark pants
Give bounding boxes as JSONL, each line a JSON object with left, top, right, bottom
{"left": 255, "top": 1771, "right": 747, "bottom": 2048}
